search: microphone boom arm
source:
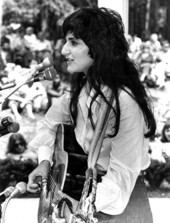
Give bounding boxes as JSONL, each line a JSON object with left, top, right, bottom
{"left": 0, "top": 78, "right": 30, "bottom": 107}
{"left": 0, "top": 57, "right": 54, "bottom": 109}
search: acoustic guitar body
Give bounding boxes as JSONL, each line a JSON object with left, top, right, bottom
{"left": 38, "top": 124, "right": 68, "bottom": 223}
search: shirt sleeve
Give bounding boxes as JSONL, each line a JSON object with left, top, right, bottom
{"left": 94, "top": 90, "right": 149, "bottom": 215}
{"left": 29, "top": 92, "right": 72, "bottom": 164}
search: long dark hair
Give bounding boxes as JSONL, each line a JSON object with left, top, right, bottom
{"left": 7, "top": 133, "right": 27, "bottom": 154}
{"left": 62, "top": 7, "right": 156, "bottom": 137}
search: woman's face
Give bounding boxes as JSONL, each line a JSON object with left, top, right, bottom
{"left": 165, "top": 127, "right": 170, "bottom": 142}
{"left": 14, "top": 140, "right": 26, "bottom": 154}
{"left": 61, "top": 32, "right": 94, "bottom": 74}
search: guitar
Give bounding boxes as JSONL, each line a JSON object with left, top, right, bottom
{"left": 38, "top": 124, "right": 98, "bottom": 223}
{"left": 37, "top": 124, "right": 84, "bottom": 223}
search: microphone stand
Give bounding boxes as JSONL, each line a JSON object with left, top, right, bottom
{"left": 0, "top": 202, "right": 2, "bottom": 223}
{"left": 0, "top": 57, "right": 53, "bottom": 111}
{"left": 0, "top": 71, "right": 46, "bottom": 91}
{"left": 0, "top": 71, "right": 34, "bottom": 111}
{"left": 0, "top": 195, "right": 6, "bottom": 223}
{"left": 1, "top": 196, "right": 12, "bottom": 223}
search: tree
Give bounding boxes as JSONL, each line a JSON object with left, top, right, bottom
{"left": 2, "top": 0, "right": 97, "bottom": 42}
{"left": 38, "top": 0, "right": 74, "bottom": 39}
{"left": 129, "top": 0, "right": 170, "bottom": 41}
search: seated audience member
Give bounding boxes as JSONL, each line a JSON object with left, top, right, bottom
{"left": 23, "top": 66, "right": 48, "bottom": 113}
{"left": 145, "top": 56, "right": 166, "bottom": 89}
{"left": 154, "top": 96, "right": 170, "bottom": 135}
{"left": 8, "top": 84, "right": 36, "bottom": 121}
{"left": 35, "top": 31, "right": 53, "bottom": 63}
{"left": 160, "top": 119, "right": 170, "bottom": 141}
{"left": 146, "top": 119, "right": 170, "bottom": 187}
{"left": 47, "top": 74, "right": 67, "bottom": 109}
{"left": 160, "top": 41, "right": 170, "bottom": 80}
{"left": 31, "top": 82, "right": 48, "bottom": 113}
{"left": 0, "top": 53, "right": 7, "bottom": 85}
{"left": 160, "top": 119, "right": 170, "bottom": 162}
{"left": 135, "top": 43, "right": 154, "bottom": 82}
{"left": 6, "top": 133, "right": 37, "bottom": 163}
{"left": 24, "top": 26, "right": 37, "bottom": 53}
{"left": 0, "top": 37, "right": 12, "bottom": 65}
{"left": 8, "top": 80, "right": 47, "bottom": 120}
{"left": 0, "top": 133, "right": 37, "bottom": 191}
{"left": 129, "top": 35, "right": 142, "bottom": 54}
{"left": 11, "top": 27, "right": 33, "bottom": 68}
{"left": 145, "top": 33, "right": 162, "bottom": 54}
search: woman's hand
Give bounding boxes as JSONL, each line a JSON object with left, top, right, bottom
{"left": 27, "top": 160, "right": 50, "bottom": 193}
{"left": 51, "top": 193, "right": 79, "bottom": 223}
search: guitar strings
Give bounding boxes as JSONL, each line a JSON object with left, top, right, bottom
{"left": 49, "top": 175, "right": 61, "bottom": 200}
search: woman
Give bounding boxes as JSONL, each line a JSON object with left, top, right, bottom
{"left": 6, "top": 133, "right": 38, "bottom": 162}
{"left": 27, "top": 7, "right": 156, "bottom": 223}
{"left": 6, "top": 133, "right": 27, "bottom": 160}
{"left": 161, "top": 119, "right": 170, "bottom": 143}
{"left": 160, "top": 119, "right": 170, "bottom": 163}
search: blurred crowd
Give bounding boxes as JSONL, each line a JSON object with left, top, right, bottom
{"left": 127, "top": 33, "right": 170, "bottom": 89}
{"left": 1, "top": 23, "right": 170, "bottom": 191}
{"left": 0, "top": 23, "right": 69, "bottom": 121}
{"left": 0, "top": 23, "right": 69, "bottom": 191}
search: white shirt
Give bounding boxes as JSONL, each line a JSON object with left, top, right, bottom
{"left": 29, "top": 85, "right": 150, "bottom": 215}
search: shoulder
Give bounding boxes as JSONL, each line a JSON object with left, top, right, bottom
{"left": 100, "top": 86, "right": 137, "bottom": 109}
{"left": 118, "top": 88, "right": 145, "bottom": 124}
{"left": 46, "top": 91, "right": 71, "bottom": 116}
{"left": 119, "top": 88, "right": 137, "bottom": 108}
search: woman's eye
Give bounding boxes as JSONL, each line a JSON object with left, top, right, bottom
{"left": 71, "top": 40, "right": 78, "bottom": 46}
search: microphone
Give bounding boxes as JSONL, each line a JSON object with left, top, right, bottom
{"left": 2, "top": 182, "right": 27, "bottom": 223}
{"left": 1, "top": 116, "right": 13, "bottom": 126}
{"left": 0, "top": 67, "right": 57, "bottom": 91}
{"left": 9, "top": 182, "right": 27, "bottom": 198}
{"left": 28, "top": 66, "right": 57, "bottom": 83}
{"left": 0, "top": 122, "right": 20, "bottom": 137}
{"left": 23, "top": 57, "right": 54, "bottom": 81}
{"left": 33, "top": 57, "right": 53, "bottom": 73}
{"left": 0, "top": 186, "right": 15, "bottom": 203}
{"left": 1, "top": 182, "right": 27, "bottom": 223}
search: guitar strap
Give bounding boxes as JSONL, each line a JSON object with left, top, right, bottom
{"left": 75, "top": 90, "right": 114, "bottom": 222}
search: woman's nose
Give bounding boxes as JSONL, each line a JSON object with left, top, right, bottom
{"left": 61, "top": 43, "right": 69, "bottom": 56}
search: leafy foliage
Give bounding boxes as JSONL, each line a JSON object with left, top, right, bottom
{"left": 2, "top": 0, "right": 98, "bottom": 42}
{"left": 2, "top": 0, "right": 74, "bottom": 25}
{"left": 0, "top": 158, "right": 37, "bottom": 192}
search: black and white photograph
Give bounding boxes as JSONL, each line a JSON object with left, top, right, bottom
{"left": 0, "top": 1, "right": 170, "bottom": 223}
